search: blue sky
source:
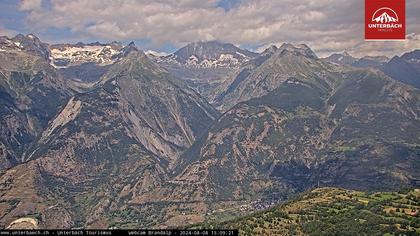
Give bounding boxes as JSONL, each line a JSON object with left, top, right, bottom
{"left": 0, "top": 1, "right": 26, "bottom": 33}
{"left": 1, "top": 0, "right": 419, "bottom": 57}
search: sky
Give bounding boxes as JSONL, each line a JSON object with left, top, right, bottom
{"left": 0, "top": 0, "right": 419, "bottom": 57}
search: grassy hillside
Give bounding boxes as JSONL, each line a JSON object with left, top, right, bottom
{"left": 192, "top": 188, "right": 420, "bottom": 236}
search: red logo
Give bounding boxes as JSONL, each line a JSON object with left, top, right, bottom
{"left": 365, "top": 0, "right": 405, "bottom": 40}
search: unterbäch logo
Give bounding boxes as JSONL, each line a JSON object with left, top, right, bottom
{"left": 365, "top": 0, "right": 405, "bottom": 40}
{"left": 368, "top": 7, "right": 402, "bottom": 29}
{"left": 372, "top": 7, "right": 398, "bottom": 23}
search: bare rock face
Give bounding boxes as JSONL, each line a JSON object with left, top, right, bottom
{"left": 101, "top": 50, "right": 219, "bottom": 162}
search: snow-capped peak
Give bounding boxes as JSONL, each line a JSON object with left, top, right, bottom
{"left": 49, "top": 43, "right": 124, "bottom": 68}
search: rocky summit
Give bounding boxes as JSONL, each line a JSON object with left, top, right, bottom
{"left": 0, "top": 34, "right": 419, "bottom": 230}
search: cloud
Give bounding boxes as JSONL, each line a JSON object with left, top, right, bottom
{"left": 19, "top": 0, "right": 42, "bottom": 11}
{"left": 350, "top": 33, "right": 420, "bottom": 58}
{"left": 16, "top": 0, "right": 420, "bottom": 56}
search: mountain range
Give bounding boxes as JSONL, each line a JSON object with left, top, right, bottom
{"left": 325, "top": 52, "right": 389, "bottom": 68}
{"left": 325, "top": 51, "right": 420, "bottom": 89}
{"left": 0, "top": 34, "right": 419, "bottom": 231}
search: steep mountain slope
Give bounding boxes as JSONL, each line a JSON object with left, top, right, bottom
{"left": 152, "top": 41, "right": 258, "bottom": 103}
{"left": 381, "top": 50, "right": 420, "bottom": 89}
{"left": 0, "top": 34, "right": 71, "bottom": 169}
{"left": 93, "top": 49, "right": 219, "bottom": 161}
{"left": 194, "top": 187, "right": 420, "bottom": 236}
{"left": 143, "top": 46, "right": 420, "bottom": 209}
{"left": 0, "top": 44, "right": 219, "bottom": 228}
{"left": 214, "top": 43, "right": 331, "bottom": 111}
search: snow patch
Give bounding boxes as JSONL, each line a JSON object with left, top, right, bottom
{"left": 186, "top": 55, "right": 199, "bottom": 65}
{"left": 50, "top": 45, "right": 120, "bottom": 68}
{"left": 145, "top": 50, "right": 168, "bottom": 57}
{"left": 183, "top": 53, "right": 241, "bottom": 68}
{"left": 235, "top": 51, "right": 249, "bottom": 58}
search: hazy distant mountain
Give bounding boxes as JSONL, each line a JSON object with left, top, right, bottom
{"left": 325, "top": 50, "right": 420, "bottom": 89}
{"left": 401, "top": 49, "right": 420, "bottom": 61}
{"left": 325, "top": 52, "right": 389, "bottom": 69}
{"left": 352, "top": 55, "right": 389, "bottom": 68}
{"left": 381, "top": 50, "right": 420, "bottom": 89}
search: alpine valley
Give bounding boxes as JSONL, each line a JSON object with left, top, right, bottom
{"left": 0, "top": 34, "right": 419, "bottom": 234}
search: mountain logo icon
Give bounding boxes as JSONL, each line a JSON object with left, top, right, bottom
{"left": 365, "top": 0, "right": 405, "bottom": 40}
{"left": 371, "top": 7, "right": 399, "bottom": 23}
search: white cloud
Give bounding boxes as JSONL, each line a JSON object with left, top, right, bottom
{"left": 19, "top": 0, "right": 42, "bottom": 11}
{"left": 350, "top": 33, "right": 420, "bottom": 58}
{"left": 18, "top": 0, "right": 420, "bottom": 56}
